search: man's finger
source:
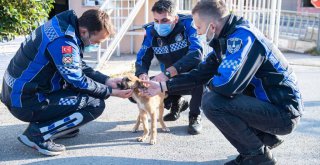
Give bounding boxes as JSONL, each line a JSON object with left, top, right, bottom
{"left": 140, "top": 80, "right": 150, "bottom": 84}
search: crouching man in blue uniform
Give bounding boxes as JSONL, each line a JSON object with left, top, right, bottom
{"left": 140, "top": 0, "right": 303, "bottom": 164}
{"left": 135, "top": 0, "right": 204, "bottom": 135}
{"left": 1, "top": 9, "right": 133, "bottom": 156}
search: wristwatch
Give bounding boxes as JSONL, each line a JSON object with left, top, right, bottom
{"left": 164, "top": 71, "right": 171, "bottom": 78}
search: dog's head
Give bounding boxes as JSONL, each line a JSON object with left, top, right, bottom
{"left": 117, "top": 74, "right": 146, "bottom": 90}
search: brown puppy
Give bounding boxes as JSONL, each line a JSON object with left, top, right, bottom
{"left": 118, "top": 74, "right": 170, "bottom": 145}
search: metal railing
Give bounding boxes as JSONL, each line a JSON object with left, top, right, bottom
{"left": 279, "top": 10, "right": 320, "bottom": 42}
{"left": 90, "top": 0, "right": 147, "bottom": 69}
{"left": 226, "top": 0, "right": 282, "bottom": 45}
{"left": 92, "top": 0, "right": 284, "bottom": 67}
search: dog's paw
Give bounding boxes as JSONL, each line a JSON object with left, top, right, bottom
{"left": 162, "top": 127, "right": 170, "bottom": 132}
{"left": 149, "top": 139, "right": 156, "bottom": 145}
{"left": 136, "top": 136, "right": 146, "bottom": 142}
{"left": 132, "top": 128, "right": 139, "bottom": 133}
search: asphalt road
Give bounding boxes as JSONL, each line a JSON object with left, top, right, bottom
{"left": 0, "top": 65, "right": 319, "bottom": 165}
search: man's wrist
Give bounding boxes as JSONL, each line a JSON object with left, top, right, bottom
{"left": 105, "top": 77, "right": 110, "bottom": 85}
{"left": 160, "top": 82, "right": 168, "bottom": 92}
{"left": 166, "top": 66, "right": 178, "bottom": 77}
{"left": 107, "top": 87, "right": 113, "bottom": 95}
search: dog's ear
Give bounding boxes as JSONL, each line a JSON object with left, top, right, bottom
{"left": 123, "top": 77, "right": 130, "bottom": 82}
{"left": 127, "top": 73, "right": 140, "bottom": 82}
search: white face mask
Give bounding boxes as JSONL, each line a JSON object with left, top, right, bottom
{"left": 81, "top": 33, "right": 100, "bottom": 52}
{"left": 198, "top": 23, "right": 215, "bottom": 45}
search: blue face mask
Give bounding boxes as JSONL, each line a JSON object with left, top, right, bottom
{"left": 83, "top": 37, "right": 100, "bottom": 52}
{"left": 84, "top": 44, "right": 99, "bottom": 52}
{"left": 154, "top": 22, "right": 174, "bottom": 37}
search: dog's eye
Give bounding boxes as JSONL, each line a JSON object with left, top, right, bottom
{"left": 124, "top": 77, "right": 130, "bottom": 82}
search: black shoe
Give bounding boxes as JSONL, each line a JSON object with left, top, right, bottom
{"left": 163, "top": 97, "right": 189, "bottom": 121}
{"left": 224, "top": 147, "right": 277, "bottom": 165}
{"left": 55, "top": 129, "right": 80, "bottom": 140}
{"left": 257, "top": 133, "right": 284, "bottom": 149}
{"left": 163, "top": 96, "right": 172, "bottom": 110}
{"left": 18, "top": 123, "right": 65, "bottom": 156}
{"left": 188, "top": 115, "right": 202, "bottom": 135}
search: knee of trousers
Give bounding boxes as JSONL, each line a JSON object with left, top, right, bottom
{"left": 201, "top": 90, "right": 230, "bottom": 116}
{"left": 85, "top": 97, "right": 106, "bottom": 119}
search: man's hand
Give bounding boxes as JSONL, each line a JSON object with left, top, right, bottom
{"left": 139, "top": 80, "right": 166, "bottom": 97}
{"left": 139, "top": 73, "right": 149, "bottom": 80}
{"left": 111, "top": 89, "right": 133, "bottom": 98}
{"left": 105, "top": 77, "right": 123, "bottom": 89}
{"left": 152, "top": 72, "right": 169, "bottom": 82}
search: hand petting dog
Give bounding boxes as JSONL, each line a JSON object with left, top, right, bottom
{"left": 139, "top": 80, "right": 167, "bottom": 97}
{"left": 106, "top": 77, "right": 133, "bottom": 98}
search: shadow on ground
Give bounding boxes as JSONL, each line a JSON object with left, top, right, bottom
{"left": 304, "top": 101, "right": 320, "bottom": 107}
{"left": 0, "top": 119, "right": 194, "bottom": 162}
{"left": 0, "top": 120, "right": 136, "bottom": 161}
{"left": 21, "top": 156, "right": 229, "bottom": 165}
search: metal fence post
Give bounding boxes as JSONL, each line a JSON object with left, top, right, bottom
{"left": 318, "top": 14, "right": 320, "bottom": 52}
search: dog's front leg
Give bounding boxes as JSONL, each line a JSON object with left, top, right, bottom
{"left": 132, "top": 115, "right": 140, "bottom": 133}
{"left": 159, "top": 103, "right": 170, "bottom": 132}
{"left": 137, "top": 110, "right": 149, "bottom": 142}
{"left": 149, "top": 111, "right": 157, "bottom": 145}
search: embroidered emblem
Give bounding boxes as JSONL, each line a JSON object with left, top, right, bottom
{"left": 175, "top": 33, "right": 183, "bottom": 42}
{"left": 62, "top": 54, "right": 73, "bottom": 66}
{"left": 227, "top": 38, "right": 242, "bottom": 54}
{"left": 62, "top": 46, "right": 72, "bottom": 54}
{"left": 157, "top": 38, "right": 163, "bottom": 47}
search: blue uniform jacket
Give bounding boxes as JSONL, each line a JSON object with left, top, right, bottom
{"left": 1, "top": 10, "right": 112, "bottom": 109}
{"left": 166, "top": 14, "right": 303, "bottom": 117}
{"left": 135, "top": 14, "right": 203, "bottom": 76}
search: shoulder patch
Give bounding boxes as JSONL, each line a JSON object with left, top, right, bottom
{"left": 62, "top": 54, "right": 73, "bottom": 66}
{"left": 157, "top": 38, "right": 164, "bottom": 47}
{"left": 227, "top": 38, "right": 242, "bottom": 54}
{"left": 175, "top": 33, "right": 183, "bottom": 42}
{"left": 62, "top": 46, "right": 72, "bottom": 54}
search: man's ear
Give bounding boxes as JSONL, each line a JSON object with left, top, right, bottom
{"left": 174, "top": 15, "right": 179, "bottom": 24}
{"left": 79, "top": 27, "right": 89, "bottom": 37}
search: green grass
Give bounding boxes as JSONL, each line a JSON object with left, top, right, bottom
{"left": 306, "top": 47, "right": 320, "bottom": 56}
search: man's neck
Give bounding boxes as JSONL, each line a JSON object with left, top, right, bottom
{"left": 215, "top": 14, "right": 230, "bottom": 38}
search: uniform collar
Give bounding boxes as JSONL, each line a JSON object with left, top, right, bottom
{"left": 207, "top": 14, "right": 244, "bottom": 62}
{"left": 208, "top": 14, "right": 244, "bottom": 47}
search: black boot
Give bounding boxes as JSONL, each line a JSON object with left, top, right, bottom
{"left": 188, "top": 115, "right": 202, "bottom": 135}
{"left": 163, "top": 97, "right": 189, "bottom": 121}
{"left": 224, "top": 147, "right": 277, "bottom": 165}
{"left": 257, "top": 132, "right": 284, "bottom": 149}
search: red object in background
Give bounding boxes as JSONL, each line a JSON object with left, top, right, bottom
{"left": 311, "top": 0, "right": 320, "bottom": 8}
{"left": 62, "top": 46, "right": 72, "bottom": 54}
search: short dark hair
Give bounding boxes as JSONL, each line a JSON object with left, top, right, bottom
{"left": 151, "top": 0, "right": 176, "bottom": 15}
{"left": 192, "top": 0, "right": 227, "bottom": 20}
{"left": 78, "top": 9, "right": 115, "bottom": 35}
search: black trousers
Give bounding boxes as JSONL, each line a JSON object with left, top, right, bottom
{"left": 9, "top": 89, "right": 105, "bottom": 140}
{"left": 201, "top": 90, "right": 300, "bottom": 154}
{"left": 167, "top": 85, "right": 203, "bottom": 117}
